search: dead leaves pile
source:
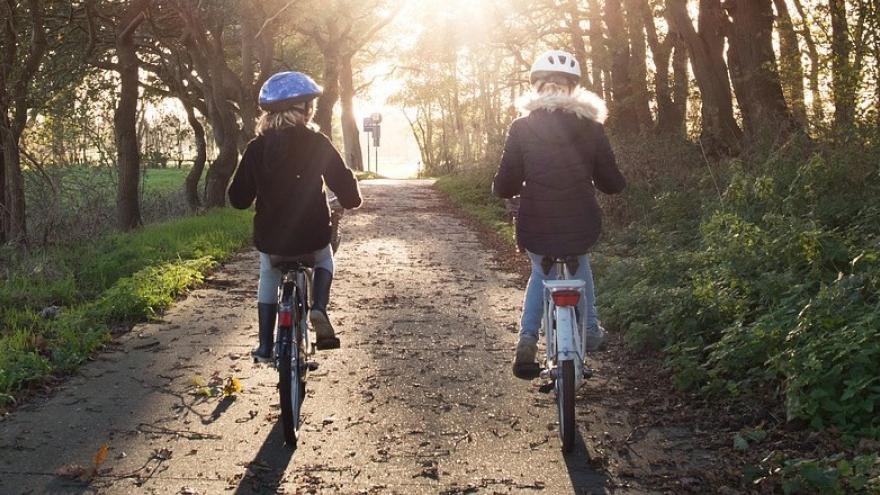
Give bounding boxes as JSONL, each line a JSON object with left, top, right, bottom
{"left": 190, "top": 372, "right": 242, "bottom": 398}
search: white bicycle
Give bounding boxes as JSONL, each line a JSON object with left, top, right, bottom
{"left": 539, "top": 256, "right": 593, "bottom": 453}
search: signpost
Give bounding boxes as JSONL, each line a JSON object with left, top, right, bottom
{"left": 363, "top": 113, "right": 382, "bottom": 174}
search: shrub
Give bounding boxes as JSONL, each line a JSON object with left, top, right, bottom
{"left": 597, "top": 139, "right": 880, "bottom": 437}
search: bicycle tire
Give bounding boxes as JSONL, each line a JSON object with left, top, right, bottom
{"left": 557, "top": 360, "right": 576, "bottom": 453}
{"left": 279, "top": 339, "right": 302, "bottom": 447}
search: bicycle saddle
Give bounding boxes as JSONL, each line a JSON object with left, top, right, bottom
{"left": 540, "top": 256, "right": 580, "bottom": 277}
{"left": 269, "top": 254, "right": 316, "bottom": 272}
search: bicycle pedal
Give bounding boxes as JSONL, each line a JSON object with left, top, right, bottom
{"left": 583, "top": 368, "right": 594, "bottom": 379}
{"left": 307, "top": 362, "right": 319, "bottom": 371}
{"left": 537, "top": 382, "right": 554, "bottom": 394}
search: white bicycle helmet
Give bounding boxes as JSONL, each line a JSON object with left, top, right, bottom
{"left": 530, "top": 50, "right": 581, "bottom": 84}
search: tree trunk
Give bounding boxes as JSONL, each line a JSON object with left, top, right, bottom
{"left": 644, "top": 6, "right": 682, "bottom": 135}
{"left": 0, "top": 136, "right": 5, "bottom": 244}
{"left": 625, "top": 0, "right": 653, "bottom": 130}
{"left": 671, "top": 34, "right": 689, "bottom": 136}
{"left": 1, "top": 130, "right": 27, "bottom": 245}
{"left": 790, "top": 0, "right": 823, "bottom": 125}
{"left": 315, "top": 46, "right": 340, "bottom": 139}
{"left": 829, "top": 0, "right": 855, "bottom": 129}
{"left": 239, "top": 12, "right": 258, "bottom": 142}
{"left": 204, "top": 99, "right": 239, "bottom": 207}
{"left": 605, "top": 0, "right": 640, "bottom": 134}
{"left": 772, "top": 0, "right": 808, "bottom": 126}
{"left": 666, "top": 0, "right": 742, "bottom": 154}
{"left": 587, "top": 0, "right": 607, "bottom": 99}
{"left": 727, "top": 0, "right": 800, "bottom": 139}
{"left": 114, "top": 5, "right": 146, "bottom": 231}
{"left": 339, "top": 54, "right": 364, "bottom": 171}
{"left": 564, "top": 0, "right": 593, "bottom": 89}
{"left": 183, "top": 102, "right": 206, "bottom": 211}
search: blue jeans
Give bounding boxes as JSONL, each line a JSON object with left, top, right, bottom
{"left": 257, "top": 245, "right": 334, "bottom": 304}
{"left": 520, "top": 251, "right": 598, "bottom": 340}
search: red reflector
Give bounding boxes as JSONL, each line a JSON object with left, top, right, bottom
{"left": 552, "top": 290, "right": 580, "bottom": 307}
{"left": 278, "top": 310, "right": 292, "bottom": 327}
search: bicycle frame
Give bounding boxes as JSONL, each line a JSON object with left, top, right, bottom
{"left": 542, "top": 263, "right": 588, "bottom": 390}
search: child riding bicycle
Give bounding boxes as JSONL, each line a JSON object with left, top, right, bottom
{"left": 229, "top": 71, "right": 363, "bottom": 361}
{"left": 492, "top": 50, "right": 626, "bottom": 379}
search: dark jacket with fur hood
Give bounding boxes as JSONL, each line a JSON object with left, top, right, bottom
{"left": 493, "top": 89, "right": 625, "bottom": 257}
{"left": 229, "top": 125, "right": 362, "bottom": 256}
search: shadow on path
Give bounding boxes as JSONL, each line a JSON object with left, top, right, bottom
{"left": 566, "top": 429, "right": 609, "bottom": 493}
{"left": 234, "top": 421, "right": 294, "bottom": 495}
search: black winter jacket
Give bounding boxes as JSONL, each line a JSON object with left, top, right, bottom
{"left": 228, "top": 125, "right": 362, "bottom": 256}
{"left": 493, "top": 92, "right": 625, "bottom": 256}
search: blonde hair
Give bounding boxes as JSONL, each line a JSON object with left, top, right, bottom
{"left": 532, "top": 73, "right": 576, "bottom": 97}
{"left": 256, "top": 101, "right": 318, "bottom": 135}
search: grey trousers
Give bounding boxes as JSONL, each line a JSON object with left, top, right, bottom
{"left": 257, "top": 245, "right": 334, "bottom": 304}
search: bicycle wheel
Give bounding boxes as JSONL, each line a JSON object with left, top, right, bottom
{"left": 278, "top": 339, "right": 302, "bottom": 447}
{"left": 557, "top": 359, "right": 576, "bottom": 453}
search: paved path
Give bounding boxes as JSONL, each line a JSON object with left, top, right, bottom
{"left": 0, "top": 180, "right": 695, "bottom": 494}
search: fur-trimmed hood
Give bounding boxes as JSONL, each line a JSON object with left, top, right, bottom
{"left": 518, "top": 88, "right": 608, "bottom": 123}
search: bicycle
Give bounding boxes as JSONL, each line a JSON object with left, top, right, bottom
{"left": 539, "top": 256, "right": 593, "bottom": 453}
{"left": 268, "top": 254, "right": 319, "bottom": 448}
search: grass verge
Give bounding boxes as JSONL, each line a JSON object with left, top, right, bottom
{"left": 0, "top": 208, "right": 252, "bottom": 404}
{"left": 434, "top": 169, "right": 514, "bottom": 244}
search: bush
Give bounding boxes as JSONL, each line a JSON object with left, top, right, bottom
{"left": 597, "top": 138, "right": 880, "bottom": 438}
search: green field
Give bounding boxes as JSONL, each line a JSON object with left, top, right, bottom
{"left": 142, "top": 167, "right": 194, "bottom": 195}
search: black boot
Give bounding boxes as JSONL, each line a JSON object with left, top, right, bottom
{"left": 252, "top": 303, "right": 277, "bottom": 363}
{"left": 310, "top": 268, "right": 340, "bottom": 350}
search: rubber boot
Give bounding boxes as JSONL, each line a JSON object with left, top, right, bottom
{"left": 310, "top": 268, "right": 340, "bottom": 350}
{"left": 252, "top": 303, "right": 277, "bottom": 363}
{"left": 512, "top": 334, "right": 541, "bottom": 380}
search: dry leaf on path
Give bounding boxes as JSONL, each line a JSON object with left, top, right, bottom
{"left": 93, "top": 443, "right": 109, "bottom": 467}
{"left": 223, "top": 376, "right": 241, "bottom": 397}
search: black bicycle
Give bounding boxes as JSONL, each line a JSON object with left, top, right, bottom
{"left": 269, "top": 255, "right": 317, "bottom": 447}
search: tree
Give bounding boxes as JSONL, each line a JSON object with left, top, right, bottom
{"left": 586, "top": 0, "right": 608, "bottom": 99}
{"left": 666, "top": 0, "right": 742, "bottom": 154}
{"left": 112, "top": 0, "right": 149, "bottom": 230}
{"left": 0, "top": 0, "right": 50, "bottom": 246}
{"left": 624, "top": 0, "right": 653, "bottom": 130}
{"left": 294, "top": 1, "right": 401, "bottom": 170}
{"left": 790, "top": 0, "right": 824, "bottom": 125}
{"left": 605, "top": 0, "right": 640, "bottom": 134}
{"left": 773, "top": 0, "right": 808, "bottom": 126}
{"left": 726, "top": 0, "right": 800, "bottom": 139}
{"left": 830, "top": 0, "right": 854, "bottom": 129}
{"left": 644, "top": 2, "right": 687, "bottom": 136}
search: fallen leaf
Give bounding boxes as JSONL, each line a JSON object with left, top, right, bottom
{"left": 93, "top": 444, "right": 109, "bottom": 468}
{"left": 223, "top": 376, "right": 241, "bottom": 397}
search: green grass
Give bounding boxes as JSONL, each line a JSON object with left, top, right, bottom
{"left": 142, "top": 167, "right": 193, "bottom": 195}
{"left": 0, "top": 208, "right": 252, "bottom": 402}
{"left": 435, "top": 169, "right": 514, "bottom": 243}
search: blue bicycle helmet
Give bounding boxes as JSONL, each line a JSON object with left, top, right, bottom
{"left": 258, "top": 71, "right": 323, "bottom": 112}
